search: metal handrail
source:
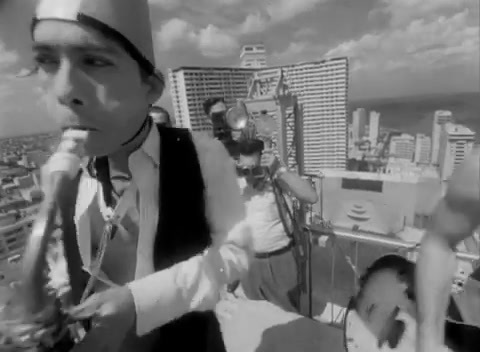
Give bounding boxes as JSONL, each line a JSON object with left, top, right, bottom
{"left": 301, "top": 222, "right": 479, "bottom": 328}
{"left": 306, "top": 223, "right": 480, "bottom": 263}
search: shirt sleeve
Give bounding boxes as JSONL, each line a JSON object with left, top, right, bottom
{"left": 127, "top": 134, "right": 252, "bottom": 336}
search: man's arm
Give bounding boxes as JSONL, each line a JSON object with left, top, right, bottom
{"left": 416, "top": 148, "right": 480, "bottom": 351}
{"left": 127, "top": 135, "right": 252, "bottom": 336}
{"left": 276, "top": 171, "right": 319, "bottom": 204}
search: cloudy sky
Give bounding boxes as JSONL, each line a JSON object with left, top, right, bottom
{"left": 0, "top": 0, "right": 478, "bottom": 137}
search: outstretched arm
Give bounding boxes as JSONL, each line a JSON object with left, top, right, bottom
{"left": 127, "top": 135, "right": 252, "bottom": 336}
{"left": 276, "top": 171, "right": 319, "bottom": 204}
{"left": 263, "top": 153, "right": 318, "bottom": 204}
{"left": 416, "top": 148, "right": 480, "bottom": 351}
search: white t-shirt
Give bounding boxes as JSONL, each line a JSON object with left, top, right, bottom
{"left": 238, "top": 178, "right": 291, "bottom": 253}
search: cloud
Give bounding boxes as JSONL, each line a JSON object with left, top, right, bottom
{"left": 271, "top": 42, "right": 309, "bottom": 65}
{"left": 156, "top": 18, "right": 239, "bottom": 58}
{"left": 370, "top": 0, "right": 478, "bottom": 27}
{"left": 235, "top": 13, "right": 268, "bottom": 35}
{"left": 154, "top": 0, "right": 332, "bottom": 57}
{"left": 195, "top": 25, "right": 239, "bottom": 58}
{"left": 0, "top": 84, "right": 11, "bottom": 100}
{"left": 0, "top": 40, "right": 19, "bottom": 107}
{"left": 154, "top": 0, "right": 331, "bottom": 50}
{"left": 266, "top": 0, "right": 329, "bottom": 23}
{"left": 157, "top": 18, "right": 195, "bottom": 50}
{"left": 148, "top": 0, "right": 181, "bottom": 11}
{"left": 294, "top": 27, "right": 318, "bottom": 40}
{"left": 0, "top": 40, "right": 18, "bottom": 71}
{"left": 15, "top": 67, "right": 37, "bottom": 78}
{"left": 326, "top": 6, "right": 479, "bottom": 74}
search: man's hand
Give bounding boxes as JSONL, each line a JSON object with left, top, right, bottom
{"left": 68, "top": 286, "right": 136, "bottom": 352}
{"left": 261, "top": 151, "right": 281, "bottom": 176}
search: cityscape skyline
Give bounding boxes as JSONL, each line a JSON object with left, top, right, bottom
{"left": 0, "top": 0, "right": 479, "bottom": 138}
{"left": 170, "top": 57, "right": 349, "bottom": 173}
{"left": 1, "top": 105, "right": 476, "bottom": 264}
{"left": 0, "top": 0, "right": 479, "bottom": 347}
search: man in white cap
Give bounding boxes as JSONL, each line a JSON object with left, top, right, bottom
{"left": 32, "top": 0, "right": 252, "bottom": 351}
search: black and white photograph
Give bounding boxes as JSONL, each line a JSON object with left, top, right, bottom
{"left": 0, "top": 0, "right": 479, "bottom": 351}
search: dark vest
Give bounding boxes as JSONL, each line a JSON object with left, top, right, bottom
{"left": 67, "top": 126, "right": 226, "bottom": 352}
{"left": 149, "top": 126, "right": 226, "bottom": 352}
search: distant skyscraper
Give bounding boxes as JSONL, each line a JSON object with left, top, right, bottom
{"left": 348, "top": 124, "right": 355, "bottom": 156}
{"left": 240, "top": 44, "right": 267, "bottom": 68}
{"left": 369, "top": 111, "right": 380, "bottom": 147}
{"left": 431, "top": 110, "right": 453, "bottom": 165}
{"left": 352, "top": 108, "right": 367, "bottom": 142}
{"left": 169, "top": 57, "right": 349, "bottom": 173}
{"left": 438, "top": 123, "right": 475, "bottom": 180}
{"left": 259, "top": 58, "right": 349, "bottom": 172}
{"left": 414, "top": 134, "right": 431, "bottom": 164}
{"left": 0, "top": 217, "right": 31, "bottom": 260}
{"left": 168, "top": 67, "right": 255, "bottom": 134}
{"left": 389, "top": 133, "right": 415, "bottom": 160}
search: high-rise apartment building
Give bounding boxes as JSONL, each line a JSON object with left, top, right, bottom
{"left": 169, "top": 57, "right": 349, "bottom": 173}
{"left": 368, "top": 111, "right": 380, "bottom": 147}
{"left": 352, "top": 108, "right": 367, "bottom": 142}
{"left": 0, "top": 216, "right": 32, "bottom": 261}
{"left": 389, "top": 133, "right": 415, "bottom": 160}
{"left": 414, "top": 134, "right": 431, "bottom": 164}
{"left": 259, "top": 58, "right": 349, "bottom": 172}
{"left": 431, "top": 110, "right": 453, "bottom": 165}
{"left": 168, "top": 67, "right": 256, "bottom": 134}
{"left": 438, "top": 123, "right": 475, "bottom": 180}
{"left": 240, "top": 44, "right": 267, "bottom": 68}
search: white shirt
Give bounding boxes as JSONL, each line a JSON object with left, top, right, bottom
{"left": 238, "top": 179, "right": 291, "bottom": 253}
{"left": 46, "top": 126, "right": 252, "bottom": 336}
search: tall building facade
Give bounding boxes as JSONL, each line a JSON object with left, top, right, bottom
{"left": 352, "top": 108, "right": 367, "bottom": 142}
{"left": 368, "top": 111, "right": 380, "bottom": 147}
{"left": 431, "top": 110, "right": 453, "bottom": 165}
{"left": 264, "top": 58, "right": 349, "bottom": 173}
{"left": 0, "top": 215, "right": 32, "bottom": 261}
{"left": 414, "top": 134, "right": 431, "bottom": 164}
{"left": 438, "top": 123, "right": 475, "bottom": 181}
{"left": 240, "top": 44, "right": 267, "bottom": 68}
{"left": 168, "top": 67, "right": 255, "bottom": 134}
{"left": 169, "top": 57, "right": 349, "bottom": 173}
{"left": 389, "top": 133, "right": 415, "bottom": 160}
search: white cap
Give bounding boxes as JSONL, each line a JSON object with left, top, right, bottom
{"left": 33, "top": 0, "right": 162, "bottom": 80}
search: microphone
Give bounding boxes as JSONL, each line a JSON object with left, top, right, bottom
{"left": 21, "top": 129, "right": 88, "bottom": 317}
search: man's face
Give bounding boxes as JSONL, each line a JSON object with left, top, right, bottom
{"left": 209, "top": 101, "right": 229, "bottom": 139}
{"left": 209, "top": 101, "right": 227, "bottom": 117}
{"left": 236, "top": 153, "right": 265, "bottom": 185}
{"left": 33, "top": 20, "right": 156, "bottom": 157}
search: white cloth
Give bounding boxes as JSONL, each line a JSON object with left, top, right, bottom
{"left": 45, "top": 126, "right": 252, "bottom": 336}
{"left": 238, "top": 181, "right": 291, "bottom": 253}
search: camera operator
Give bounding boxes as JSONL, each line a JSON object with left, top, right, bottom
{"left": 233, "top": 138, "right": 318, "bottom": 313}
{"left": 203, "top": 98, "right": 239, "bottom": 159}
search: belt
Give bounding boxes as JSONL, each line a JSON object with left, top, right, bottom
{"left": 255, "top": 241, "right": 294, "bottom": 259}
